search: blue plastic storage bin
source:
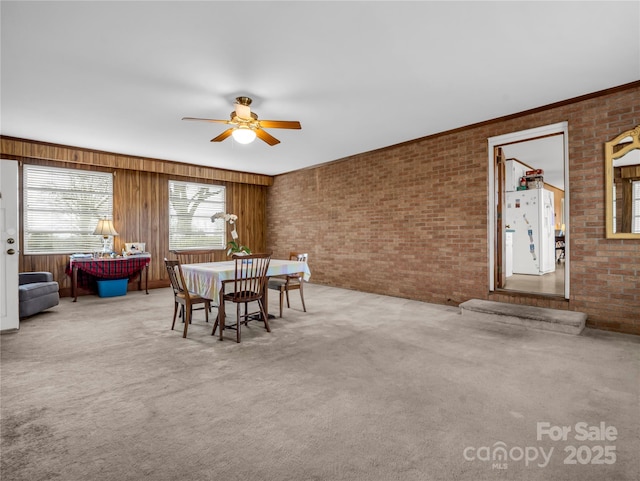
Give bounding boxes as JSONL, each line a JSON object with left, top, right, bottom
{"left": 96, "top": 278, "right": 128, "bottom": 297}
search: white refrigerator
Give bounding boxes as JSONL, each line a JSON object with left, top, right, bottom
{"left": 505, "top": 188, "right": 556, "bottom": 275}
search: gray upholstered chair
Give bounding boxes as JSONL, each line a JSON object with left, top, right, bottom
{"left": 19, "top": 272, "right": 60, "bottom": 318}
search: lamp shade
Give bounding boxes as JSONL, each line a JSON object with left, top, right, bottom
{"left": 231, "top": 127, "right": 256, "bottom": 144}
{"left": 93, "top": 219, "right": 118, "bottom": 237}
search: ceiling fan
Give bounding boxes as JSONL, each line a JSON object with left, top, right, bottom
{"left": 182, "top": 96, "right": 301, "bottom": 146}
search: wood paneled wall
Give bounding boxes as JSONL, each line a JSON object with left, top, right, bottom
{"left": 545, "top": 184, "right": 565, "bottom": 230}
{"left": 2, "top": 137, "right": 269, "bottom": 297}
{"left": 1, "top": 136, "right": 272, "bottom": 186}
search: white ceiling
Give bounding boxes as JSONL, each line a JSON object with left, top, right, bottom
{"left": 1, "top": 1, "right": 639, "bottom": 177}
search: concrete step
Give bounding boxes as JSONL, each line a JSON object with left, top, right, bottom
{"left": 459, "top": 299, "right": 587, "bottom": 335}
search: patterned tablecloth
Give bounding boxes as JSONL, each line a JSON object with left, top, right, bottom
{"left": 66, "top": 254, "right": 151, "bottom": 287}
{"left": 181, "top": 259, "right": 311, "bottom": 305}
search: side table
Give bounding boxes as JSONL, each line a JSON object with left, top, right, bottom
{"left": 67, "top": 254, "right": 151, "bottom": 302}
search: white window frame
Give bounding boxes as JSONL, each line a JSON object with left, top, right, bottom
{"left": 23, "top": 165, "right": 114, "bottom": 254}
{"left": 168, "top": 180, "right": 226, "bottom": 251}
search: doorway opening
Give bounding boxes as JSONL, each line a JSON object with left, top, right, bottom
{"left": 488, "top": 122, "right": 569, "bottom": 299}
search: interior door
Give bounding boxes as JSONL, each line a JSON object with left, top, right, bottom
{"left": 1, "top": 160, "right": 20, "bottom": 331}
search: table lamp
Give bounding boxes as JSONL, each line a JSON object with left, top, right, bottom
{"left": 93, "top": 218, "right": 119, "bottom": 256}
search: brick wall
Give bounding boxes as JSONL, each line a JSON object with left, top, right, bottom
{"left": 267, "top": 85, "right": 640, "bottom": 335}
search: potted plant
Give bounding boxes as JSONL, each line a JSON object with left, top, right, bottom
{"left": 225, "top": 239, "right": 251, "bottom": 257}
{"left": 211, "top": 212, "right": 252, "bottom": 256}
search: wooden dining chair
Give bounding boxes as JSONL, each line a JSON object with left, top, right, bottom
{"left": 212, "top": 253, "right": 271, "bottom": 343}
{"left": 268, "top": 252, "right": 308, "bottom": 318}
{"left": 164, "top": 258, "right": 211, "bottom": 338}
{"left": 170, "top": 249, "right": 217, "bottom": 265}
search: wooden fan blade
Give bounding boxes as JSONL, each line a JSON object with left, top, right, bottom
{"left": 258, "top": 120, "right": 301, "bottom": 129}
{"left": 210, "top": 129, "right": 234, "bottom": 142}
{"left": 255, "top": 128, "right": 280, "bottom": 146}
{"left": 183, "top": 117, "right": 230, "bottom": 124}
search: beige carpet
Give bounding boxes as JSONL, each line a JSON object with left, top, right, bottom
{"left": 1, "top": 284, "right": 639, "bottom": 481}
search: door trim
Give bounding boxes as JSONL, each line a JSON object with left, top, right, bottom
{"left": 487, "top": 122, "right": 569, "bottom": 299}
{"left": 1, "top": 159, "right": 20, "bottom": 331}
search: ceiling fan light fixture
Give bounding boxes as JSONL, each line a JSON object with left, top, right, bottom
{"left": 184, "top": 96, "right": 300, "bottom": 146}
{"left": 231, "top": 126, "right": 256, "bottom": 144}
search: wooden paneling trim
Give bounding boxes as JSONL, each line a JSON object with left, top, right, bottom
{"left": 0, "top": 136, "right": 273, "bottom": 186}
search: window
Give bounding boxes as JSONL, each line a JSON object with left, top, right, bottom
{"left": 168, "top": 180, "right": 226, "bottom": 250}
{"left": 23, "top": 165, "right": 114, "bottom": 254}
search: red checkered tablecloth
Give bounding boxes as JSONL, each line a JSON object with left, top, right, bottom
{"left": 66, "top": 255, "right": 151, "bottom": 288}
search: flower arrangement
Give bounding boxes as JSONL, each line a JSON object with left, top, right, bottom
{"left": 211, "top": 212, "right": 252, "bottom": 256}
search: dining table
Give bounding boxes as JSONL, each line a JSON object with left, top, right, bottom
{"left": 180, "top": 258, "right": 311, "bottom": 317}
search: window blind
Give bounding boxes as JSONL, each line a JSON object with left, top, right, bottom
{"left": 23, "top": 166, "right": 113, "bottom": 254}
{"left": 168, "top": 180, "right": 226, "bottom": 250}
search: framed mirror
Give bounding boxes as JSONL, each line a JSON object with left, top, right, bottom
{"left": 605, "top": 125, "right": 640, "bottom": 238}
